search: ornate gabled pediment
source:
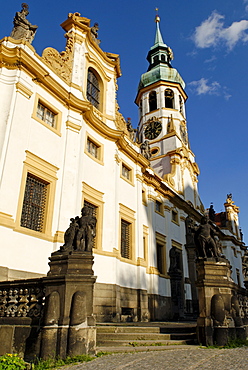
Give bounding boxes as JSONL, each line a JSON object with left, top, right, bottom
{"left": 42, "top": 32, "right": 74, "bottom": 84}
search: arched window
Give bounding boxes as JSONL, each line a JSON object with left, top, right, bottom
{"left": 149, "top": 91, "right": 157, "bottom": 112}
{"left": 161, "top": 54, "right": 165, "bottom": 62}
{"left": 87, "top": 68, "right": 100, "bottom": 109}
{"left": 165, "top": 89, "right": 174, "bottom": 109}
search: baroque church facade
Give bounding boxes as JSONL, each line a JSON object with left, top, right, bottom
{"left": 0, "top": 10, "right": 246, "bottom": 322}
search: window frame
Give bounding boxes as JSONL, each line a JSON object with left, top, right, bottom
{"left": 171, "top": 208, "right": 179, "bottom": 225}
{"left": 82, "top": 182, "right": 104, "bottom": 251}
{"left": 149, "top": 91, "right": 157, "bottom": 112}
{"left": 119, "top": 204, "right": 135, "bottom": 262}
{"left": 20, "top": 173, "right": 49, "bottom": 232}
{"left": 156, "top": 232, "right": 167, "bottom": 277}
{"left": 87, "top": 68, "right": 101, "bottom": 110}
{"left": 15, "top": 151, "right": 58, "bottom": 240}
{"left": 85, "top": 133, "right": 104, "bottom": 165}
{"left": 32, "top": 94, "right": 62, "bottom": 136}
{"left": 155, "top": 199, "right": 164, "bottom": 217}
{"left": 164, "top": 88, "right": 174, "bottom": 109}
{"left": 120, "top": 160, "right": 134, "bottom": 186}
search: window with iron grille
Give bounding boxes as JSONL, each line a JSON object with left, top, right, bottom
{"left": 121, "top": 219, "right": 131, "bottom": 259}
{"left": 20, "top": 173, "right": 48, "bottom": 232}
{"left": 36, "top": 101, "right": 56, "bottom": 127}
{"left": 84, "top": 200, "right": 97, "bottom": 217}
{"left": 87, "top": 69, "right": 100, "bottom": 109}
{"left": 83, "top": 200, "right": 97, "bottom": 247}
{"left": 87, "top": 138, "right": 99, "bottom": 159}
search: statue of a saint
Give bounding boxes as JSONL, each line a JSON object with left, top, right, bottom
{"left": 140, "top": 140, "right": 151, "bottom": 160}
{"left": 10, "top": 3, "right": 38, "bottom": 44}
{"left": 126, "top": 118, "right": 137, "bottom": 142}
{"left": 185, "top": 215, "right": 197, "bottom": 245}
{"left": 60, "top": 205, "right": 97, "bottom": 253}
{"left": 75, "top": 206, "right": 97, "bottom": 251}
{"left": 91, "top": 22, "right": 101, "bottom": 45}
{"left": 194, "top": 216, "right": 220, "bottom": 259}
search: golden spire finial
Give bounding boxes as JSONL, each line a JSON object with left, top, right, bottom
{"left": 155, "top": 7, "right": 160, "bottom": 23}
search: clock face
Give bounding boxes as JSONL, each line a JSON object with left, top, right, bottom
{"left": 144, "top": 121, "right": 162, "bottom": 140}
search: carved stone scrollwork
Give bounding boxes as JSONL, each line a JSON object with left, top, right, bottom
{"left": 42, "top": 32, "right": 74, "bottom": 83}
{"left": 0, "top": 286, "right": 45, "bottom": 318}
{"left": 115, "top": 102, "right": 129, "bottom": 135}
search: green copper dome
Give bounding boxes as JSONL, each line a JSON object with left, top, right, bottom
{"left": 138, "top": 16, "right": 185, "bottom": 90}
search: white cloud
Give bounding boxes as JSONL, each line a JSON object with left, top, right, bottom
{"left": 204, "top": 55, "right": 217, "bottom": 63}
{"left": 188, "top": 78, "right": 232, "bottom": 100}
{"left": 188, "top": 78, "right": 221, "bottom": 95}
{"left": 193, "top": 11, "right": 224, "bottom": 48}
{"left": 192, "top": 11, "right": 248, "bottom": 50}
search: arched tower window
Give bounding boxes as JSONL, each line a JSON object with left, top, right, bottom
{"left": 165, "top": 89, "right": 174, "bottom": 109}
{"left": 149, "top": 91, "right": 157, "bottom": 112}
{"left": 87, "top": 68, "right": 100, "bottom": 110}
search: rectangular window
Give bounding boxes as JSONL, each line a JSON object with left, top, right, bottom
{"left": 155, "top": 232, "right": 167, "bottom": 276}
{"left": 155, "top": 200, "right": 162, "bottom": 213}
{"left": 172, "top": 209, "right": 178, "bottom": 223}
{"left": 20, "top": 173, "right": 48, "bottom": 232}
{"left": 121, "top": 219, "right": 131, "bottom": 259}
{"left": 87, "top": 138, "right": 99, "bottom": 159}
{"left": 156, "top": 243, "right": 164, "bottom": 274}
{"left": 122, "top": 164, "right": 131, "bottom": 180}
{"left": 37, "top": 101, "right": 56, "bottom": 128}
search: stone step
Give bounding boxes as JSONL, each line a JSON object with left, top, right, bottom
{"left": 97, "top": 332, "right": 171, "bottom": 341}
{"left": 97, "top": 325, "right": 160, "bottom": 334}
{"left": 96, "top": 344, "right": 198, "bottom": 353}
{"left": 96, "top": 338, "right": 195, "bottom": 347}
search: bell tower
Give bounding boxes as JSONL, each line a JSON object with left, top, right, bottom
{"left": 136, "top": 12, "right": 201, "bottom": 207}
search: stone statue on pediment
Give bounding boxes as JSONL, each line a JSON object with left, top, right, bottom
{"left": 10, "top": 3, "right": 38, "bottom": 44}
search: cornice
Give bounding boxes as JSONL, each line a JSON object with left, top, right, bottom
{"left": 142, "top": 169, "right": 203, "bottom": 221}
{"left": 0, "top": 42, "right": 94, "bottom": 113}
{"left": 84, "top": 108, "right": 149, "bottom": 168}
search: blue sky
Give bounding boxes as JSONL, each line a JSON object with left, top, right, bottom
{"left": 1, "top": 1, "right": 248, "bottom": 243}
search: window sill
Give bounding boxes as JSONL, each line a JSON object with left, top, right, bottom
{"left": 14, "top": 225, "right": 54, "bottom": 242}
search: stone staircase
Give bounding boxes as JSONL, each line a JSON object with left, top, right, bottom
{"left": 96, "top": 322, "right": 198, "bottom": 353}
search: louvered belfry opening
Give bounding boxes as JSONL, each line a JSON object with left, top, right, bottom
{"left": 87, "top": 69, "right": 100, "bottom": 109}
{"left": 121, "top": 219, "right": 131, "bottom": 259}
{"left": 21, "top": 173, "right": 48, "bottom": 232}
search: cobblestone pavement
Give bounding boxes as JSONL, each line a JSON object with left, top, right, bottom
{"left": 67, "top": 347, "right": 248, "bottom": 370}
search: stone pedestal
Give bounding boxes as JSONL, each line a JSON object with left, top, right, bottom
{"left": 40, "top": 251, "right": 96, "bottom": 359}
{"left": 196, "top": 258, "right": 238, "bottom": 346}
{"left": 185, "top": 244, "right": 198, "bottom": 314}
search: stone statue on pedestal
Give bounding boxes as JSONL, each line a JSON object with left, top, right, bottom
{"left": 60, "top": 205, "right": 97, "bottom": 253}
{"left": 194, "top": 216, "right": 220, "bottom": 259}
{"left": 10, "top": 3, "right": 38, "bottom": 44}
{"left": 140, "top": 140, "right": 151, "bottom": 161}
